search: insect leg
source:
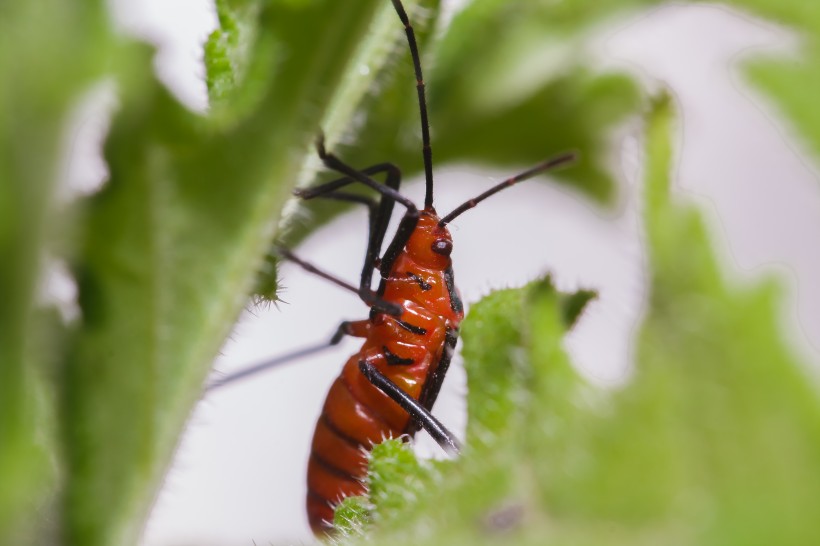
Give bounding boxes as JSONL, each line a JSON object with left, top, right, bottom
{"left": 311, "top": 192, "right": 378, "bottom": 216}
{"left": 297, "top": 162, "right": 402, "bottom": 293}
{"left": 377, "top": 212, "right": 418, "bottom": 282}
{"left": 295, "top": 162, "right": 400, "bottom": 201}
{"left": 310, "top": 191, "right": 382, "bottom": 269}
{"left": 312, "top": 171, "right": 416, "bottom": 293}
{"left": 311, "top": 136, "right": 418, "bottom": 214}
{"left": 303, "top": 137, "right": 421, "bottom": 290}
{"left": 278, "top": 247, "right": 402, "bottom": 317}
{"left": 358, "top": 360, "right": 461, "bottom": 455}
{"left": 330, "top": 319, "right": 370, "bottom": 343}
{"left": 207, "top": 342, "right": 333, "bottom": 391}
{"left": 409, "top": 327, "right": 458, "bottom": 434}
{"left": 206, "top": 320, "right": 372, "bottom": 391}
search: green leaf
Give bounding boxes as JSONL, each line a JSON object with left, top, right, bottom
{"left": 61, "top": 1, "right": 398, "bottom": 544}
{"left": 426, "top": 0, "right": 650, "bottom": 200}
{"left": 0, "top": 1, "right": 112, "bottom": 543}
{"left": 746, "top": 53, "right": 820, "bottom": 163}
{"left": 560, "top": 289, "right": 598, "bottom": 332}
{"left": 367, "top": 438, "right": 431, "bottom": 523}
{"left": 717, "top": 0, "right": 820, "bottom": 163}
{"left": 333, "top": 495, "right": 372, "bottom": 538}
{"left": 334, "top": 279, "right": 595, "bottom": 543}
{"left": 268, "top": 0, "right": 646, "bottom": 263}
{"left": 617, "top": 92, "right": 820, "bottom": 545}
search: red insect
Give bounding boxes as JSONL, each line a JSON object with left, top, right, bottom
{"left": 298, "top": 209, "right": 462, "bottom": 533}
{"left": 211, "top": 0, "right": 574, "bottom": 535}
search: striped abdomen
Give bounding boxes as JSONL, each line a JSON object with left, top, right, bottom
{"left": 306, "top": 249, "right": 462, "bottom": 534}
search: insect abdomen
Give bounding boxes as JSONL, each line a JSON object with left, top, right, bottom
{"left": 306, "top": 354, "right": 417, "bottom": 533}
{"left": 305, "top": 309, "right": 453, "bottom": 533}
{"left": 306, "top": 212, "right": 464, "bottom": 534}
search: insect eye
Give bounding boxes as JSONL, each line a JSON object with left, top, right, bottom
{"left": 431, "top": 239, "right": 452, "bottom": 256}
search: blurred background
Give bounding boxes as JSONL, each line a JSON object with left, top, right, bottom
{"left": 58, "top": 0, "right": 820, "bottom": 544}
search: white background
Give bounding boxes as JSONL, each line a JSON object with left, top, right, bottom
{"left": 62, "top": 1, "right": 820, "bottom": 544}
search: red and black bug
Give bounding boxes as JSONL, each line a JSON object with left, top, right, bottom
{"left": 210, "top": 0, "right": 574, "bottom": 535}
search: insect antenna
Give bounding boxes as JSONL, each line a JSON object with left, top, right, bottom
{"left": 438, "top": 151, "right": 578, "bottom": 227}
{"left": 392, "top": 0, "right": 435, "bottom": 209}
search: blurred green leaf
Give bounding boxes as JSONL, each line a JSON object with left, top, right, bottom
{"left": 616, "top": 92, "right": 820, "bottom": 545}
{"left": 61, "top": 1, "right": 396, "bottom": 544}
{"left": 718, "top": 0, "right": 820, "bottom": 32}
{"left": 426, "top": 0, "right": 650, "bottom": 198}
{"left": 271, "top": 0, "right": 646, "bottom": 261}
{"left": 746, "top": 53, "right": 820, "bottom": 162}
{"left": 0, "top": 1, "right": 112, "bottom": 544}
{"left": 719, "top": 0, "right": 820, "bottom": 163}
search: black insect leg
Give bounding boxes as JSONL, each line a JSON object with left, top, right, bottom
{"left": 358, "top": 360, "right": 462, "bottom": 455}
{"left": 207, "top": 342, "right": 332, "bottom": 391}
{"left": 295, "top": 161, "right": 400, "bottom": 199}
{"left": 308, "top": 180, "right": 418, "bottom": 300}
{"left": 308, "top": 137, "right": 416, "bottom": 212}
{"left": 404, "top": 326, "right": 458, "bottom": 440}
{"left": 278, "top": 247, "right": 402, "bottom": 317}
{"left": 377, "top": 212, "right": 418, "bottom": 284}
{"left": 311, "top": 191, "right": 379, "bottom": 235}
{"left": 296, "top": 161, "right": 402, "bottom": 293}
{"left": 329, "top": 319, "right": 370, "bottom": 344}
{"left": 307, "top": 136, "right": 421, "bottom": 292}
{"left": 314, "top": 146, "right": 420, "bottom": 268}
{"left": 206, "top": 319, "right": 372, "bottom": 391}
{"left": 297, "top": 173, "right": 418, "bottom": 307}
{"left": 311, "top": 191, "right": 381, "bottom": 277}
